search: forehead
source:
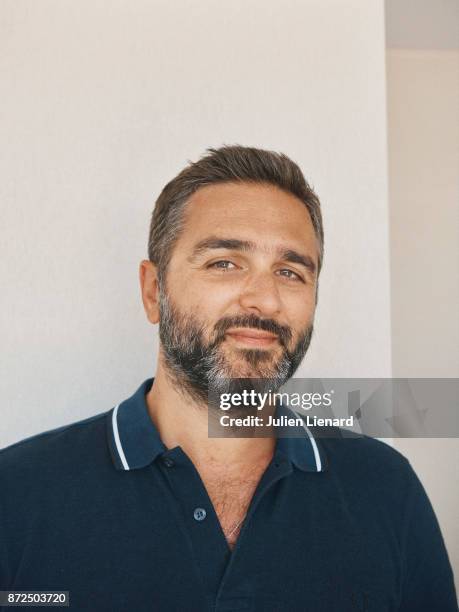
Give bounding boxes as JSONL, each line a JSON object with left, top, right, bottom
{"left": 179, "top": 182, "right": 318, "bottom": 254}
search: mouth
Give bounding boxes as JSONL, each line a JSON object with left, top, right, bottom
{"left": 225, "top": 328, "right": 279, "bottom": 348}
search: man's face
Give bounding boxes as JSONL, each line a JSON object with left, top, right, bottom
{"left": 158, "top": 182, "right": 319, "bottom": 402}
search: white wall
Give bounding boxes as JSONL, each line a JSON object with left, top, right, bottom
{"left": 386, "top": 48, "right": 459, "bottom": 579}
{"left": 0, "top": 0, "right": 391, "bottom": 448}
{"left": 387, "top": 49, "right": 459, "bottom": 378}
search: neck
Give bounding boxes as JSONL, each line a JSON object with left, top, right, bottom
{"left": 145, "top": 359, "right": 276, "bottom": 469}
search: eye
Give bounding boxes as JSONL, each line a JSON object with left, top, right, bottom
{"left": 277, "top": 268, "right": 304, "bottom": 282}
{"left": 207, "top": 260, "right": 237, "bottom": 271}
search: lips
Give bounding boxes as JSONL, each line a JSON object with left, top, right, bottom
{"left": 225, "top": 328, "right": 278, "bottom": 346}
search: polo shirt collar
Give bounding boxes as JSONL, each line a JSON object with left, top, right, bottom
{"left": 275, "top": 403, "right": 328, "bottom": 472}
{"left": 107, "top": 378, "right": 328, "bottom": 473}
{"left": 107, "top": 378, "right": 164, "bottom": 471}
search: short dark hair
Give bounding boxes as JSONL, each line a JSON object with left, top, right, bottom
{"left": 148, "top": 145, "right": 324, "bottom": 284}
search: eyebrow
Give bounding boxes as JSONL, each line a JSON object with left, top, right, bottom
{"left": 188, "top": 236, "right": 317, "bottom": 275}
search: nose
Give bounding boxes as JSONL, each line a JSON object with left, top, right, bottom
{"left": 238, "top": 271, "right": 282, "bottom": 318}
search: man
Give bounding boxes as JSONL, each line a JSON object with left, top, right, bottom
{"left": 0, "top": 146, "right": 457, "bottom": 611}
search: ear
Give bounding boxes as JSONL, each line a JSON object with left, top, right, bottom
{"left": 139, "top": 260, "right": 160, "bottom": 324}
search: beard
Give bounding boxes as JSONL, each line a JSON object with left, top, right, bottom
{"left": 158, "top": 288, "right": 314, "bottom": 407}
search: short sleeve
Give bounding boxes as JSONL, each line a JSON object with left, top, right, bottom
{"left": 399, "top": 462, "right": 458, "bottom": 611}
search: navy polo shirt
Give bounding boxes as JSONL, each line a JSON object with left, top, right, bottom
{"left": 0, "top": 378, "right": 457, "bottom": 611}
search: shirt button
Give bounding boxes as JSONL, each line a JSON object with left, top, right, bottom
{"left": 162, "top": 457, "right": 175, "bottom": 468}
{"left": 193, "top": 507, "right": 207, "bottom": 521}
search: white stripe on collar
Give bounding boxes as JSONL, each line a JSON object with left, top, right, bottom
{"left": 301, "top": 423, "right": 322, "bottom": 472}
{"left": 112, "top": 404, "right": 130, "bottom": 471}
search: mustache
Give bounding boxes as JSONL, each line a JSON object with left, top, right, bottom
{"left": 211, "top": 314, "right": 293, "bottom": 348}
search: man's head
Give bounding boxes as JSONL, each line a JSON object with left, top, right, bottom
{"left": 140, "top": 145, "right": 324, "bottom": 403}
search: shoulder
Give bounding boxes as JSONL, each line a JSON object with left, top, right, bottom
{"left": 320, "top": 431, "right": 410, "bottom": 470}
{"left": 0, "top": 411, "right": 111, "bottom": 480}
{"left": 317, "top": 430, "right": 417, "bottom": 495}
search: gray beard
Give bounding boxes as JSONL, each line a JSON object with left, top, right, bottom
{"left": 158, "top": 288, "right": 313, "bottom": 407}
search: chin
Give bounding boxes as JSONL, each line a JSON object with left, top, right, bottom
{"left": 217, "top": 345, "right": 285, "bottom": 378}
{"left": 223, "top": 362, "right": 283, "bottom": 380}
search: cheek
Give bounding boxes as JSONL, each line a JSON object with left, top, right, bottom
{"left": 284, "top": 291, "right": 316, "bottom": 326}
{"left": 167, "top": 284, "right": 230, "bottom": 339}
{"left": 177, "top": 278, "right": 237, "bottom": 317}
